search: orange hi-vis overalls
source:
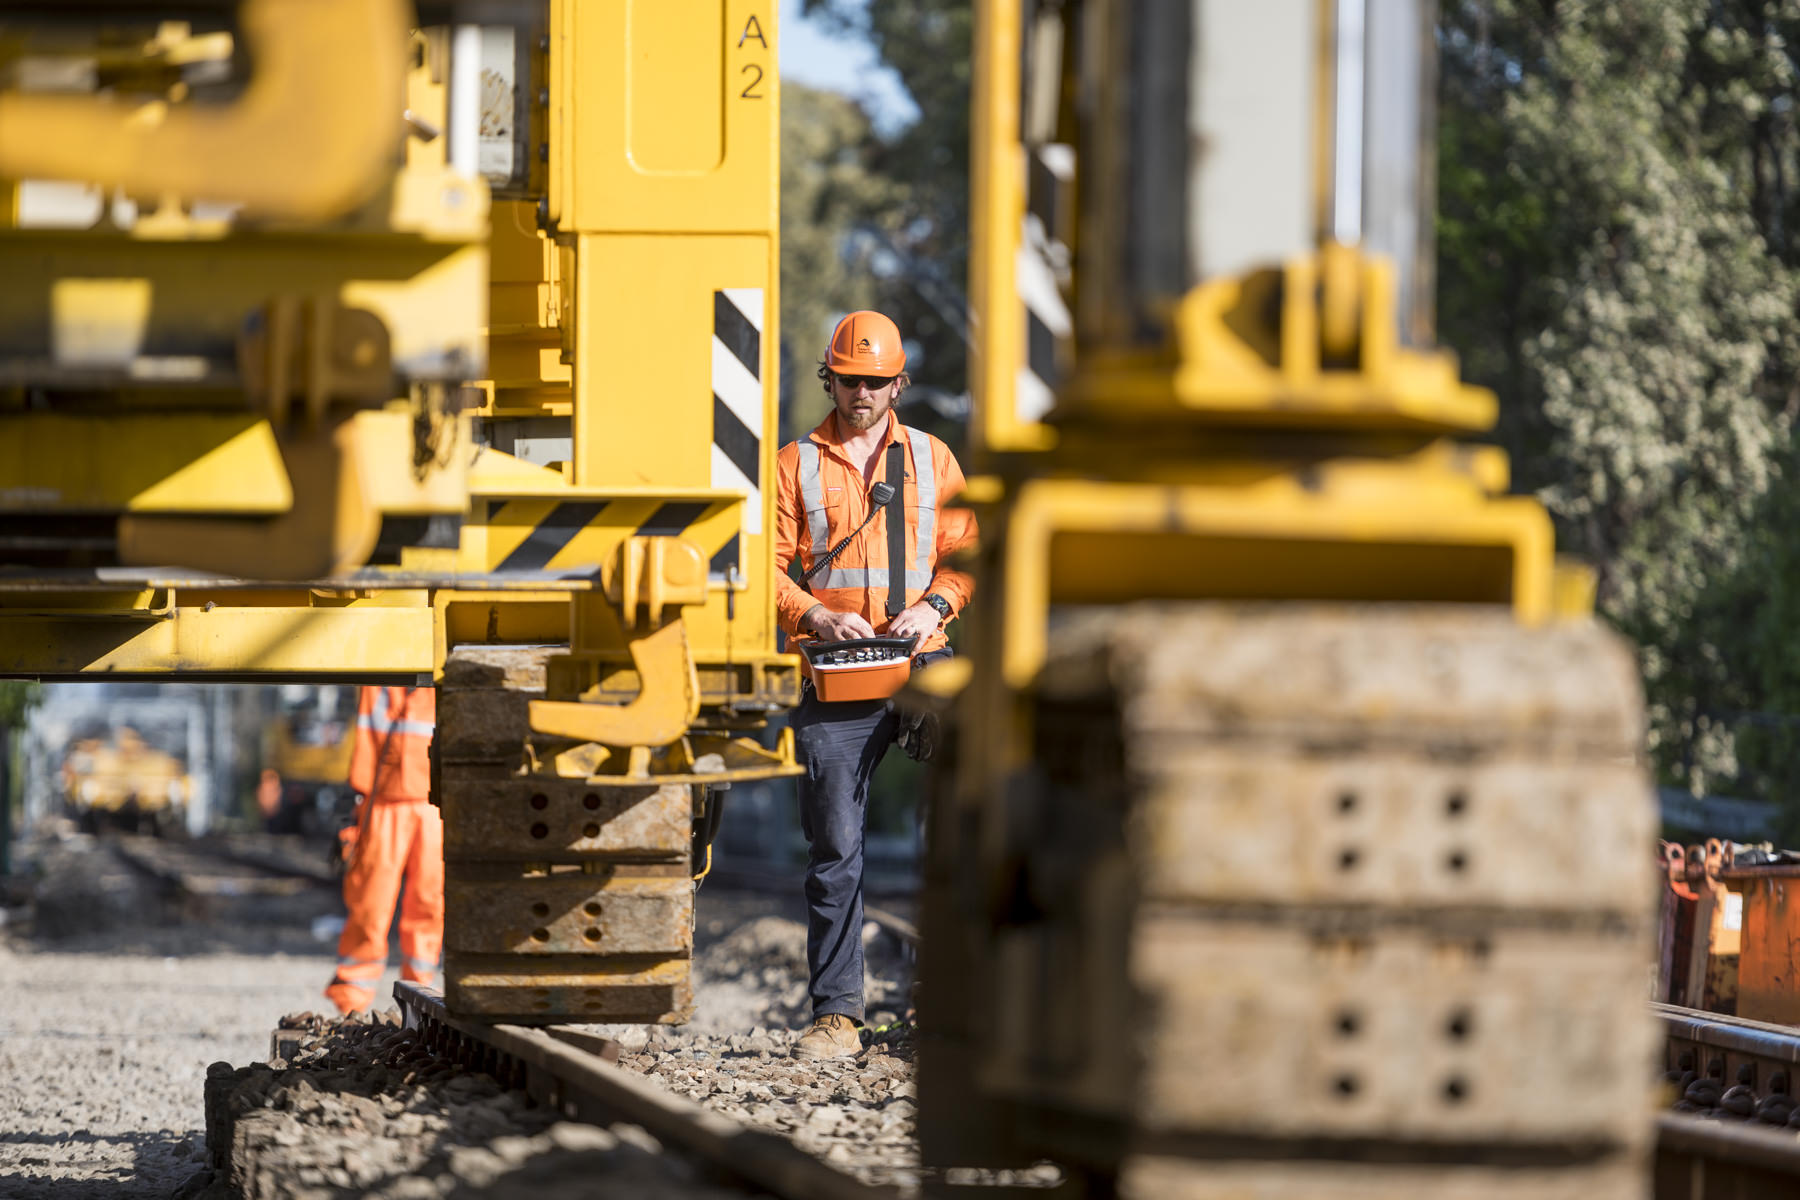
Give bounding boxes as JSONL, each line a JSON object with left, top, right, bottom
{"left": 324, "top": 685, "right": 441, "bottom": 1015}
{"left": 774, "top": 411, "right": 976, "bottom": 651}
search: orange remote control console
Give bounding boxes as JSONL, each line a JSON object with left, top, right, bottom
{"left": 798, "top": 636, "right": 919, "bottom": 702}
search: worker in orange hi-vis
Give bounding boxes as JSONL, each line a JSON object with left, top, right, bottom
{"left": 774, "top": 310, "right": 977, "bottom": 1059}
{"left": 323, "top": 684, "right": 440, "bottom": 1016}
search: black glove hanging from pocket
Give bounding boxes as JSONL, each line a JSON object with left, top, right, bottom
{"left": 894, "top": 647, "right": 953, "bottom": 762}
{"left": 896, "top": 708, "right": 939, "bottom": 762}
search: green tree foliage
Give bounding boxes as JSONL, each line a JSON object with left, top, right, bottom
{"left": 788, "top": 1, "right": 972, "bottom": 446}
{"left": 778, "top": 6, "right": 972, "bottom": 838}
{"left": 780, "top": 82, "right": 904, "bottom": 439}
{"left": 0, "top": 681, "right": 36, "bottom": 730}
{"left": 1439, "top": 1, "right": 1800, "bottom": 808}
{"left": 0, "top": 681, "right": 38, "bottom": 871}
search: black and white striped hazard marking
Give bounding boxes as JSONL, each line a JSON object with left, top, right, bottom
{"left": 1017, "top": 143, "right": 1073, "bottom": 424}
{"left": 712, "top": 289, "right": 764, "bottom": 554}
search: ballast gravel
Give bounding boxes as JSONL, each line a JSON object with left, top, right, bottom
{"left": 3, "top": 827, "right": 999, "bottom": 1196}
{"left": 611, "top": 914, "right": 927, "bottom": 1189}
{"left": 189, "top": 907, "right": 929, "bottom": 1196}
{"left": 0, "top": 830, "right": 350, "bottom": 1198}
{"left": 196, "top": 1014, "right": 755, "bottom": 1199}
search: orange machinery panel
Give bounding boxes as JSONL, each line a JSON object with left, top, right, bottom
{"left": 1722, "top": 864, "right": 1800, "bottom": 1025}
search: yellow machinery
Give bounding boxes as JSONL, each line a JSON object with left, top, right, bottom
{"left": 0, "top": 1, "right": 1668, "bottom": 1190}
{"left": 267, "top": 720, "right": 353, "bottom": 796}
{"left": 915, "top": 1, "right": 1657, "bottom": 1196}
{"left": 61, "top": 726, "right": 191, "bottom": 836}
{"left": 262, "top": 687, "right": 356, "bottom": 835}
{"left": 0, "top": 1, "right": 794, "bottom": 1023}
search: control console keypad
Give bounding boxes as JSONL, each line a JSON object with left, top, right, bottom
{"left": 802, "top": 636, "right": 918, "bottom": 669}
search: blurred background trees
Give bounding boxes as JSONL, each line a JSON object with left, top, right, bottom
{"left": 781, "top": 1, "right": 971, "bottom": 450}
{"left": 1439, "top": 0, "right": 1800, "bottom": 831}
{"left": 0, "top": 681, "right": 41, "bottom": 873}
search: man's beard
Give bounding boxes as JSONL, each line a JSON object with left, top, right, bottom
{"left": 841, "top": 399, "right": 889, "bottom": 431}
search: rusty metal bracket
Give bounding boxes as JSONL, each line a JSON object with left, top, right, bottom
{"left": 1663, "top": 841, "right": 1699, "bottom": 902}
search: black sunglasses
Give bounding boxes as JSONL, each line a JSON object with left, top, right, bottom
{"left": 833, "top": 372, "right": 897, "bottom": 390}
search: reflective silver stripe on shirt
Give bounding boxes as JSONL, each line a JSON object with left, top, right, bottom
{"left": 796, "top": 440, "right": 830, "bottom": 555}
{"left": 815, "top": 567, "right": 933, "bottom": 591}
{"left": 404, "top": 956, "right": 438, "bottom": 974}
{"left": 906, "top": 427, "right": 936, "bottom": 579}
{"left": 359, "top": 688, "right": 434, "bottom": 738}
{"left": 358, "top": 714, "right": 435, "bottom": 738}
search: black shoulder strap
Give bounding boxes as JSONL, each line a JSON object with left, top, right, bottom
{"left": 885, "top": 440, "right": 907, "bottom": 618}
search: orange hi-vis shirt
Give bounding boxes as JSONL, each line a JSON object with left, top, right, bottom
{"left": 350, "top": 685, "right": 436, "bottom": 804}
{"left": 774, "top": 410, "right": 977, "bottom": 654}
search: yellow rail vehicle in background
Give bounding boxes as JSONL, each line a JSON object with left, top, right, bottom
{"left": 0, "top": 0, "right": 792, "bottom": 1023}
{"left": 260, "top": 687, "right": 356, "bottom": 836}
{"left": 62, "top": 726, "right": 191, "bottom": 837}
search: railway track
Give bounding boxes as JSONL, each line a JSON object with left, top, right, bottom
{"left": 391, "top": 872, "right": 1800, "bottom": 1200}
{"left": 109, "top": 832, "right": 333, "bottom": 899}
{"left": 864, "top": 904, "right": 919, "bottom": 951}
{"left": 704, "top": 884, "right": 1800, "bottom": 1191}
{"left": 113, "top": 823, "right": 1795, "bottom": 1198}
{"left": 394, "top": 979, "right": 899, "bottom": 1200}
{"left": 1655, "top": 1002, "right": 1800, "bottom": 1197}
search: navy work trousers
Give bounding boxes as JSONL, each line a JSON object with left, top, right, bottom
{"left": 793, "top": 689, "right": 898, "bottom": 1022}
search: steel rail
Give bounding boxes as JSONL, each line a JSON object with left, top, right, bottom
{"left": 198, "top": 834, "right": 339, "bottom": 886}
{"left": 864, "top": 904, "right": 919, "bottom": 950}
{"left": 1656, "top": 1001, "right": 1800, "bottom": 1067}
{"left": 393, "top": 981, "right": 899, "bottom": 1200}
{"left": 1652, "top": 1002, "right": 1800, "bottom": 1197}
{"left": 695, "top": 862, "right": 921, "bottom": 946}
{"left": 1656, "top": 1112, "right": 1800, "bottom": 1177}
{"left": 110, "top": 835, "right": 315, "bottom": 897}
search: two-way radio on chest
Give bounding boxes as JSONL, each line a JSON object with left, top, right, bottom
{"left": 801, "top": 440, "right": 907, "bottom": 620}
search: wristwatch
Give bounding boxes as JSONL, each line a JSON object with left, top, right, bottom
{"left": 922, "top": 593, "right": 953, "bottom": 621}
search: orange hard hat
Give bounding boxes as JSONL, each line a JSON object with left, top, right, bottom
{"left": 826, "top": 310, "right": 906, "bottom": 375}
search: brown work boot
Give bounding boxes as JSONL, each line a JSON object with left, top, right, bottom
{"left": 794, "top": 1013, "right": 862, "bottom": 1059}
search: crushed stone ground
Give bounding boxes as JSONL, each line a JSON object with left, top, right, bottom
{"left": 197, "top": 1015, "right": 756, "bottom": 1199}
{"left": 609, "top": 912, "right": 927, "bottom": 1188}
{"left": 1, "top": 828, "right": 355, "bottom": 1199}
{"left": 1, "top": 827, "right": 1025, "bottom": 1197}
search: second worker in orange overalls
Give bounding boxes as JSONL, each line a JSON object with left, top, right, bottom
{"left": 323, "top": 684, "right": 442, "bottom": 1015}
